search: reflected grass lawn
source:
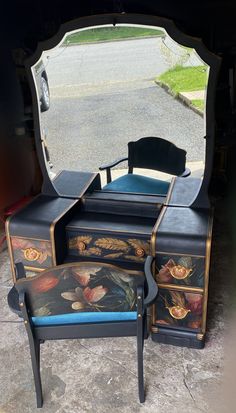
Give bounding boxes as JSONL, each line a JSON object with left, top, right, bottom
{"left": 156, "top": 65, "right": 208, "bottom": 114}
{"left": 63, "top": 26, "right": 164, "bottom": 44}
{"left": 192, "top": 99, "right": 205, "bottom": 111}
{"left": 157, "top": 65, "right": 208, "bottom": 95}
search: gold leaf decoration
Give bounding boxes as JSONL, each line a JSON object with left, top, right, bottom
{"left": 95, "top": 238, "right": 129, "bottom": 251}
{"left": 79, "top": 247, "right": 102, "bottom": 256}
{"left": 162, "top": 293, "right": 190, "bottom": 320}
{"left": 169, "top": 265, "right": 192, "bottom": 280}
{"left": 128, "top": 239, "right": 150, "bottom": 254}
{"left": 169, "top": 291, "right": 186, "bottom": 307}
{"left": 69, "top": 236, "right": 92, "bottom": 249}
{"left": 104, "top": 252, "right": 124, "bottom": 259}
{"left": 22, "top": 248, "right": 41, "bottom": 262}
{"left": 124, "top": 255, "right": 145, "bottom": 262}
{"left": 168, "top": 306, "right": 190, "bottom": 320}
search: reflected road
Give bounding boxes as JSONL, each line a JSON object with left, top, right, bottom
{"left": 41, "top": 37, "right": 205, "bottom": 173}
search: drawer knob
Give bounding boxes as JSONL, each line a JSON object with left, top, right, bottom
{"left": 135, "top": 247, "right": 145, "bottom": 257}
{"left": 23, "top": 247, "right": 41, "bottom": 262}
{"left": 77, "top": 241, "right": 86, "bottom": 252}
{"left": 169, "top": 265, "right": 192, "bottom": 280}
{"left": 167, "top": 305, "right": 191, "bottom": 320}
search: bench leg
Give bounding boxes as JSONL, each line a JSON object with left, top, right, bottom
{"left": 137, "top": 287, "right": 145, "bottom": 403}
{"left": 29, "top": 338, "right": 43, "bottom": 408}
{"left": 19, "top": 291, "right": 43, "bottom": 407}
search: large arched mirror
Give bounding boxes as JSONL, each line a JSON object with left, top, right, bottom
{"left": 27, "top": 15, "right": 220, "bottom": 207}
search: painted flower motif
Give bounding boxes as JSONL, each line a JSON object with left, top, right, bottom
{"left": 83, "top": 286, "right": 108, "bottom": 303}
{"left": 156, "top": 319, "right": 170, "bottom": 325}
{"left": 188, "top": 319, "right": 201, "bottom": 329}
{"left": 32, "top": 273, "right": 59, "bottom": 293}
{"left": 34, "top": 306, "right": 52, "bottom": 316}
{"left": 61, "top": 285, "right": 108, "bottom": 311}
{"left": 37, "top": 251, "right": 49, "bottom": 264}
{"left": 11, "top": 238, "right": 33, "bottom": 249}
{"left": 184, "top": 293, "right": 202, "bottom": 315}
{"left": 157, "top": 259, "right": 175, "bottom": 282}
{"left": 39, "top": 241, "right": 52, "bottom": 257}
{"left": 12, "top": 238, "right": 51, "bottom": 264}
{"left": 72, "top": 267, "right": 97, "bottom": 286}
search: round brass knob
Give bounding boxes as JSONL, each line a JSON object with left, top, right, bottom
{"left": 77, "top": 241, "right": 86, "bottom": 252}
{"left": 135, "top": 247, "right": 145, "bottom": 258}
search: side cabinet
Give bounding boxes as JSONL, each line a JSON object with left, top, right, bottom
{"left": 6, "top": 172, "right": 101, "bottom": 281}
{"left": 6, "top": 195, "right": 79, "bottom": 280}
{"left": 152, "top": 206, "right": 213, "bottom": 349}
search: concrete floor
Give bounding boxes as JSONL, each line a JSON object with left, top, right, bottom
{"left": 0, "top": 201, "right": 228, "bottom": 413}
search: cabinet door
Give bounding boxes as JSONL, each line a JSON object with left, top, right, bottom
{"left": 10, "top": 236, "right": 53, "bottom": 270}
{"left": 156, "top": 254, "right": 205, "bottom": 288}
{"left": 154, "top": 288, "right": 203, "bottom": 331}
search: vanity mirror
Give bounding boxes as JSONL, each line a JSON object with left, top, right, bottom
{"left": 29, "top": 16, "right": 218, "bottom": 207}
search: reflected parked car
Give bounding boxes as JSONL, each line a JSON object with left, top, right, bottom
{"left": 34, "top": 59, "right": 50, "bottom": 112}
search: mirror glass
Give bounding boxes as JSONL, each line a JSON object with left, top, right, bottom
{"left": 32, "top": 24, "right": 208, "bottom": 189}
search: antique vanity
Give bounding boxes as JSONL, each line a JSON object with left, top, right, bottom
{"left": 6, "top": 13, "right": 221, "bottom": 349}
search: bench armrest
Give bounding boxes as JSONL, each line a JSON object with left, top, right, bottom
{"left": 99, "top": 157, "right": 128, "bottom": 183}
{"left": 180, "top": 168, "right": 191, "bottom": 178}
{"left": 144, "top": 256, "right": 158, "bottom": 307}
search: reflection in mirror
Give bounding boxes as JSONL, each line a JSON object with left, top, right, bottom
{"left": 32, "top": 24, "right": 208, "bottom": 192}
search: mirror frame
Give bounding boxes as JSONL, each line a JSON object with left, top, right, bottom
{"left": 25, "top": 13, "right": 221, "bottom": 208}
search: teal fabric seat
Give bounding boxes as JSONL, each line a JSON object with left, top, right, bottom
{"left": 32, "top": 311, "right": 137, "bottom": 326}
{"left": 103, "top": 173, "right": 170, "bottom": 195}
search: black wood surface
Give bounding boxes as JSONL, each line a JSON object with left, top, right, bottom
{"left": 83, "top": 191, "right": 164, "bottom": 218}
{"left": 9, "top": 195, "right": 78, "bottom": 239}
{"left": 66, "top": 212, "right": 156, "bottom": 235}
{"left": 156, "top": 207, "right": 210, "bottom": 256}
{"left": 53, "top": 170, "right": 101, "bottom": 198}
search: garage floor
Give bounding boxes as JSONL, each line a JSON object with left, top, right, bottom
{"left": 0, "top": 201, "right": 228, "bottom": 413}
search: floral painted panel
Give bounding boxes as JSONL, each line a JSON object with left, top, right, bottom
{"left": 155, "top": 288, "right": 203, "bottom": 331}
{"left": 156, "top": 254, "right": 205, "bottom": 288}
{"left": 11, "top": 237, "right": 52, "bottom": 269}
{"left": 67, "top": 233, "right": 150, "bottom": 264}
{"left": 16, "top": 263, "right": 144, "bottom": 317}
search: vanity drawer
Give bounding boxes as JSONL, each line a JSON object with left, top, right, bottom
{"left": 67, "top": 231, "right": 150, "bottom": 264}
{"left": 66, "top": 211, "right": 155, "bottom": 265}
{"left": 154, "top": 287, "right": 203, "bottom": 331}
{"left": 156, "top": 253, "right": 205, "bottom": 288}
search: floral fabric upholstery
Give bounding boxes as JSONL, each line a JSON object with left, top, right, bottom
{"left": 16, "top": 263, "right": 144, "bottom": 324}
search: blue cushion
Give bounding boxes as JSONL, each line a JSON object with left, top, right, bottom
{"left": 103, "top": 174, "right": 170, "bottom": 195}
{"left": 31, "top": 311, "right": 137, "bottom": 326}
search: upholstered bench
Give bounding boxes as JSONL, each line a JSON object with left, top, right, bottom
{"left": 11, "top": 258, "right": 157, "bottom": 407}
